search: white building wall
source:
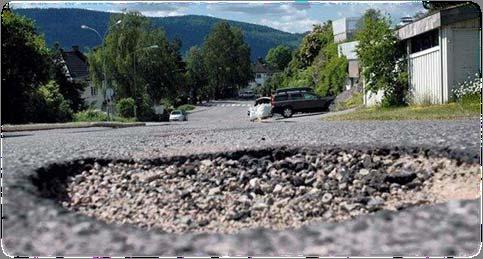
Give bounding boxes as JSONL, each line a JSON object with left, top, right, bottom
{"left": 81, "top": 81, "right": 104, "bottom": 109}
{"left": 338, "top": 41, "right": 359, "bottom": 60}
{"left": 408, "top": 46, "right": 442, "bottom": 104}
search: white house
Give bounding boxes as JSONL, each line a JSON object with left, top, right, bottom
{"left": 338, "top": 41, "right": 360, "bottom": 90}
{"left": 396, "top": 4, "right": 481, "bottom": 104}
{"left": 333, "top": 17, "right": 360, "bottom": 43}
{"left": 244, "top": 59, "right": 276, "bottom": 93}
{"left": 59, "top": 46, "right": 104, "bottom": 109}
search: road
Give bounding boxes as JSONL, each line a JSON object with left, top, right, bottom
{"left": 2, "top": 100, "right": 481, "bottom": 256}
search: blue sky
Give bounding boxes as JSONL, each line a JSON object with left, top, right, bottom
{"left": 10, "top": 1, "right": 425, "bottom": 33}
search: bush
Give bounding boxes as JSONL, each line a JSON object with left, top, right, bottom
{"left": 116, "top": 98, "right": 135, "bottom": 118}
{"left": 73, "top": 109, "right": 109, "bottom": 122}
{"left": 73, "top": 109, "right": 135, "bottom": 122}
{"left": 452, "top": 74, "right": 481, "bottom": 100}
{"left": 177, "top": 104, "right": 195, "bottom": 112}
{"left": 32, "top": 81, "right": 73, "bottom": 122}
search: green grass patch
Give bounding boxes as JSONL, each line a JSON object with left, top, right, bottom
{"left": 324, "top": 101, "right": 480, "bottom": 121}
{"left": 73, "top": 109, "right": 135, "bottom": 123}
{"left": 176, "top": 104, "right": 196, "bottom": 112}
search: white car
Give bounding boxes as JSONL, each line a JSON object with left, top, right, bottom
{"left": 169, "top": 110, "right": 187, "bottom": 121}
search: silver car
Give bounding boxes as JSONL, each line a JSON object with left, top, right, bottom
{"left": 169, "top": 110, "right": 187, "bottom": 121}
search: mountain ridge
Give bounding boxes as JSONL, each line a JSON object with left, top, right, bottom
{"left": 13, "top": 8, "right": 304, "bottom": 60}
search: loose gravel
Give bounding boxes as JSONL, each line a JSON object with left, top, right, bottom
{"left": 34, "top": 146, "right": 480, "bottom": 234}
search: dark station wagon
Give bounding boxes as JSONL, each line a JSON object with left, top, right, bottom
{"left": 271, "top": 88, "right": 335, "bottom": 118}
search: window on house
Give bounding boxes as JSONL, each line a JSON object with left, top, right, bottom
{"left": 90, "top": 86, "right": 97, "bottom": 96}
{"left": 256, "top": 73, "right": 262, "bottom": 79}
{"left": 410, "top": 29, "right": 439, "bottom": 54}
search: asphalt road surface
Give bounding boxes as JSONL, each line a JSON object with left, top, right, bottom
{"left": 2, "top": 100, "right": 481, "bottom": 256}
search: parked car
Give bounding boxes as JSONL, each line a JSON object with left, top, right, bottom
{"left": 248, "top": 97, "right": 271, "bottom": 116}
{"left": 169, "top": 110, "right": 187, "bottom": 121}
{"left": 271, "top": 90, "right": 335, "bottom": 118}
{"left": 239, "top": 90, "right": 256, "bottom": 99}
{"left": 275, "top": 87, "right": 314, "bottom": 94}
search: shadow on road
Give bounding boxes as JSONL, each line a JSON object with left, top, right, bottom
{"left": 273, "top": 112, "right": 328, "bottom": 120}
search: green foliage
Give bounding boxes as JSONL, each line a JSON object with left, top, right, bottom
{"left": 289, "top": 22, "right": 333, "bottom": 70}
{"left": 185, "top": 46, "right": 208, "bottom": 103}
{"left": 276, "top": 22, "right": 347, "bottom": 97}
{"left": 356, "top": 9, "right": 407, "bottom": 106}
{"left": 261, "top": 72, "right": 286, "bottom": 95}
{"left": 15, "top": 9, "right": 303, "bottom": 61}
{"left": 35, "top": 81, "right": 73, "bottom": 122}
{"left": 265, "top": 45, "right": 292, "bottom": 71}
{"left": 73, "top": 109, "right": 109, "bottom": 122}
{"left": 2, "top": 9, "right": 51, "bottom": 123}
{"left": 177, "top": 104, "right": 195, "bottom": 112}
{"left": 88, "top": 11, "right": 184, "bottom": 118}
{"left": 116, "top": 98, "right": 135, "bottom": 118}
{"left": 73, "top": 109, "right": 134, "bottom": 122}
{"left": 460, "top": 93, "right": 480, "bottom": 113}
{"left": 202, "top": 22, "right": 253, "bottom": 99}
{"left": 314, "top": 43, "right": 348, "bottom": 96}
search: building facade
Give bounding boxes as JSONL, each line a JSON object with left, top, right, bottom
{"left": 58, "top": 46, "right": 104, "bottom": 109}
{"left": 333, "top": 17, "right": 360, "bottom": 43}
{"left": 397, "top": 4, "right": 481, "bottom": 104}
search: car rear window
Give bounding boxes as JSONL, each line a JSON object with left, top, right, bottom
{"left": 171, "top": 111, "right": 181, "bottom": 115}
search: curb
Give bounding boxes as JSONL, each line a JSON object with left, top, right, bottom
{"left": 1, "top": 122, "right": 146, "bottom": 132}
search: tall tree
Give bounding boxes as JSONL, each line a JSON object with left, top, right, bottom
{"left": 265, "top": 45, "right": 292, "bottom": 71}
{"left": 185, "top": 46, "right": 208, "bottom": 103}
{"left": 202, "top": 22, "right": 252, "bottom": 99}
{"left": 356, "top": 9, "right": 407, "bottom": 106}
{"left": 88, "top": 11, "right": 182, "bottom": 117}
{"left": 1, "top": 8, "right": 51, "bottom": 123}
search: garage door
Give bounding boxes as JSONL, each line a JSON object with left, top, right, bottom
{"left": 453, "top": 29, "right": 480, "bottom": 86}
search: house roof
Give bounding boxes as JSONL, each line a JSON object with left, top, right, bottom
{"left": 253, "top": 60, "right": 275, "bottom": 74}
{"left": 397, "top": 4, "right": 480, "bottom": 40}
{"left": 60, "top": 47, "right": 89, "bottom": 80}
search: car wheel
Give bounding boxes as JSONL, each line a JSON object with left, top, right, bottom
{"left": 282, "top": 107, "right": 293, "bottom": 118}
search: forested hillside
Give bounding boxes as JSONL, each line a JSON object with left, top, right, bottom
{"left": 14, "top": 8, "right": 303, "bottom": 60}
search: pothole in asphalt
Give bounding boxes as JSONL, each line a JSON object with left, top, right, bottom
{"left": 32, "top": 147, "right": 480, "bottom": 234}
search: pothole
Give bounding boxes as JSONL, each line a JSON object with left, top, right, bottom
{"left": 32, "top": 147, "right": 480, "bottom": 234}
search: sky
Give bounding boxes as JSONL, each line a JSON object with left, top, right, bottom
{"left": 10, "top": 1, "right": 426, "bottom": 33}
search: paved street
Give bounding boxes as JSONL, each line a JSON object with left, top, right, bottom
{"left": 2, "top": 100, "right": 481, "bottom": 256}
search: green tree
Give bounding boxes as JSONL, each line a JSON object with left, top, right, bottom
{"left": 88, "top": 11, "right": 183, "bottom": 118}
{"left": 34, "top": 81, "right": 73, "bottom": 122}
{"left": 288, "top": 22, "right": 333, "bottom": 71}
{"left": 279, "top": 22, "right": 347, "bottom": 97}
{"left": 202, "top": 22, "right": 252, "bottom": 99}
{"left": 314, "top": 43, "right": 348, "bottom": 96}
{"left": 356, "top": 9, "right": 407, "bottom": 106}
{"left": 265, "top": 45, "right": 292, "bottom": 71}
{"left": 185, "top": 46, "right": 208, "bottom": 103}
{"left": 1, "top": 8, "right": 51, "bottom": 123}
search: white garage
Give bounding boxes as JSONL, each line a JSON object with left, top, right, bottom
{"left": 397, "top": 4, "right": 481, "bottom": 104}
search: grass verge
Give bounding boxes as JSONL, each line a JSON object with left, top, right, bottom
{"left": 73, "top": 109, "right": 135, "bottom": 123}
{"left": 176, "top": 104, "right": 196, "bottom": 112}
{"left": 323, "top": 102, "right": 479, "bottom": 121}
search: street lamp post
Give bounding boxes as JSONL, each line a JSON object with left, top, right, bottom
{"left": 132, "top": 45, "right": 159, "bottom": 119}
{"left": 81, "top": 20, "right": 121, "bottom": 120}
